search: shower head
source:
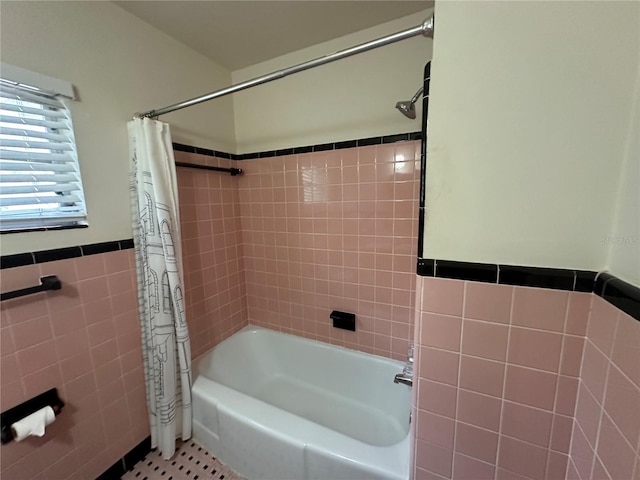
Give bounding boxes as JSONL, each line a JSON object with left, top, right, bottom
{"left": 395, "top": 86, "right": 424, "bottom": 119}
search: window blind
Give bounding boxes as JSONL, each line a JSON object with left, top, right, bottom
{"left": 0, "top": 79, "right": 87, "bottom": 231}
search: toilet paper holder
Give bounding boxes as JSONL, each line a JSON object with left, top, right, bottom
{"left": 0, "top": 388, "right": 65, "bottom": 444}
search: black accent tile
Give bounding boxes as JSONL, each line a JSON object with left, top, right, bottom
{"left": 498, "top": 265, "right": 575, "bottom": 291}
{"left": 235, "top": 153, "right": 255, "bottom": 161}
{"left": 293, "top": 145, "right": 313, "bottom": 154}
{"left": 423, "top": 78, "right": 431, "bottom": 96}
{"left": 334, "top": 140, "right": 357, "bottom": 150}
{"left": 124, "top": 436, "right": 152, "bottom": 471}
{"left": 215, "top": 151, "right": 231, "bottom": 160}
{"left": 330, "top": 310, "right": 356, "bottom": 331}
{"left": 409, "top": 131, "right": 422, "bottom": 141}
{"left": 357, "top": 136, "right": 382, "bottom": 147}
{"left": 275, "top": 148, "right": 295, "bottom": 156}
{"left": 96, "top": 460, "right": 125, "bottom": 480}
{"left": 424, "top": 61, "right": 431, "bottom": 79}
{"left": 81, "top": 241, "right": 120, "bottom": 256}
{"left": 382, "top": 133, "right": 409, "bottom": 144}
{"left": 437, "top": 260, "right": 498, "bottom": 284}
{"left": 0, "top": 252, "right": 35, "bottom": 270}
{"left": 33, "top": 246, "right": 82, "bottom": 264}
{"left": 575, "top": 270, "right": 598, "bottom": 292}
{"left": 416, "top": 258, "right": 435, "bottom": 276}
{"left": 258, "top": 150, "right": 276, "bottom": 158}
{"left": 172, "top": 143, "right": 196, "bottom": 154}
{"left": 417, "top": 207, "right": 425, "bottom": 258}
{"left": 119, "top": 239, "right": 135, "bottom": 250}
{"left": 600, "top": 276, "right": 640, "bottom": 321}
{"left": 195, "top": 147, "right": 214, "bottom": 156}
{"left": 313, "top": 143, "right": 334, "bottom": 152}
{"left": 594, "top": 272, "right": 613, "bottom": 296}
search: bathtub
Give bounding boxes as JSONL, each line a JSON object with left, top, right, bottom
{"left": 192, "top": 326, "right": 412, "bottom": 480}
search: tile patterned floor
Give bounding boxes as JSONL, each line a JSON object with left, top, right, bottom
{"left": 122, "top": 440, "right": 245, "bottom": 480}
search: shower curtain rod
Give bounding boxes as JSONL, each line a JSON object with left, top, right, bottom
{"left": 136, "top": 14, "right": 434, "bottom": 119}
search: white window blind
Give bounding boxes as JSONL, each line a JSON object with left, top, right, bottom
{"left": 0, "top": 79, "right": 87, "bottom": 232}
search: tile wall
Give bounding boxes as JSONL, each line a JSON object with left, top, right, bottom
{"left": 412, "top": 277, "right": 594, "bottom": 480}
{"left": 236, "top": 141, "right": 421, "bottom": 360}
{"left": 175, "top": 150, "right": 248, "bottom": 358}
{"left": 0, "top": 250, "right": 147, "bottom": 480}
{"left": 568, "top": 296, "right": 640, "bottom": 480}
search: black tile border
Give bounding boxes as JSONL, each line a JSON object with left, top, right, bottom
{"left": 417, "top": 258, "right": 638, "bottom": 321}
{"left": 0, "top": 239, "right": 135, "bottom": 270}
{"left": 417, "top": 61, "right": 430, "bottom": 259}
{"left": 172, "top": 131, "right": 422, "bottom": 162}
{"left": 595, "top": 273, "right": 640, "bottom": 320}
{"left": 97, "top": 436, "right": 152, "bottom": 480}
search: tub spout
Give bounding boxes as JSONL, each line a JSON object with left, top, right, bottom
{"left": 394, "top": 373, "right": 413, "bottom": 387}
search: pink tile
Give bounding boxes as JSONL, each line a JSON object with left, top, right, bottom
{"left": 498, "top": 435, "right": 548, "bottom": 480}
{"left": 54, "top": 328, "right": 89, "bottom": 361}
{"left": 586, "top": 296, "right": 619, "bottom": 356}
{"left": 508, "top": 327, "right": 563, "bottom": 372}
{"left": 63, "top": 372, "right": 97, "bottom": 401}
{"left": 597, "top": 412, "right": 636, "bottom": 480}
{"left": 550, "top": 414, "right": 573, "bottom": 453}
{"left": 495, "top": 468, "right": 531, "bottom": 480}
{"left": 74, "top": 254, "right": 106, "bottom": 281}
{"left": 457, "top": 389, "right": 502, "bottom": 432}
{"left": 416, "top": 410, "right": 455, "bottom": 449}
{"left": 460, "top": 319, "right": 509, "bottom": 362}
{"left": 569, "top": 421, "right": 595, "bottom": 480}
{"left": 512, "top": 287, "right": 569, "bottom": 332}
{"left": 16, "top": 339, "right": 57, "bottom": 376}
{"left": 23, "top": 363, "right": 63, "bottom": 398}
{"left": 464, "top": 282, "right": 513, "bottom": 324}
{"left": 87, "top": 319, "right": 117, "bottom": 347}
{"left": 603, "top": 364, "right": 640, "bottom": 448}
{"left": 420, "top": 313, "right": 461, "bottom": 352}
{"left": 560, "top": 335, "right": 584, "bottom": 377}
{"left": 59, "top": 350, "right": 93, "bottom": 383}
{"left": 590, "top": 456, "right": 612, "bottom": 480}
{"left": 421, "top": 278, "right": 464, "bottom": 316}
{"left": 455, "top": 422, "right": 498, "bottom": 463}
{"left": 0, "top": 326, "right": 16, "bottom": 357}
{"left": 1, "top": 353, "right": 22, "bottom": 385}
{"left": 581, "top": 340, "right": 609, "bottom": 403}
{"left": 453, "top": 453, "right": 496, "bottom": 480}
{"left": 459, "top": 355, "right": 505, "bottom": 398}
{"left": 504, "top": 365, "right": 557, "bottom": 411}
{"left": 555, "top": 375, "right": 579, "bottom": 416}
{"left": 501, "top": 401, "right": 553, "bottom": 447}
{"left": 10, "top": 315, "right": 54, "bottom": 350}
{"left": 612, "top": 311, "right": 640, "bottom": 387}
{"left": 545, "top": 451, "right": 568, "bottom": 480}
{"left": 415, "top": 439, "right": 454, "bottom": 478}
{"left": 419, "top": 346, "right": 459, "bottom": 386}
{"left": 417, "top": 378, "right": 458, "bottom": 418}
{"left": 565, "top": 292, "right": 591, "bottom": 335}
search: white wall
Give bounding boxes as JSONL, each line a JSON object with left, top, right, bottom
{"left": 0, "top": 1, "right": 235, "bottom": 255}
{"left": 607, "top": 67, "right": 640, "bottom": 286}
{"left": 424, "top": 0, "right": 640, "bottom": 272}
{"left": 232, "top": 10, "right": 433, "bottom": 154}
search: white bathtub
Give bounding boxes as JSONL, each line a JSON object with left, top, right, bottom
{"left": 192, "top": 326, "right": 412, "bottom": 480}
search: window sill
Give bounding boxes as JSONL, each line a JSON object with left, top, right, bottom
{"left": 1, "top": 221, "right": 89, "bottom": 234}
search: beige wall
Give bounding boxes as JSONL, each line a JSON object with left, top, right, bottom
{"left": 0, "top": 1, "right": 235, "bottom": 255}
{"left": 607, "top": 67, "right": 640, "bottom": 286}
{"left": 231, "top": 10, "right": 433, "bottom": 154}
{"left": 424, "top": 1, "right": 640, "bottom": 273}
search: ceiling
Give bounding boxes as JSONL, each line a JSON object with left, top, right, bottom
{"left": 114, "top": 1, "right": 432, "bottom": 71}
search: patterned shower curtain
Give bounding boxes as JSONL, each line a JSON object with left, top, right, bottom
{"left": 128, "top": 117, "right": 192, "bottom": 459}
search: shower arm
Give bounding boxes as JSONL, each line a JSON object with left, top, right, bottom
{"left": 410, "top": 87, "right": 425, "bottom": 104}
{"left": 135, "top": 14, "right": 434, "bottom": 119}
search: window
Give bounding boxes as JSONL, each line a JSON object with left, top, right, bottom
{"left": 0, "top": 70, "right": 86, "bottom": 232}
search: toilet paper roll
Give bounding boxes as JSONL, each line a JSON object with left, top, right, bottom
{"left": 10, "top": 406, "right": 56, "bottom": 442}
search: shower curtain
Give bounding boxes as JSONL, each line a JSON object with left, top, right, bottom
{"left": 128, "top": 117, "right": 192, "bottom": 459}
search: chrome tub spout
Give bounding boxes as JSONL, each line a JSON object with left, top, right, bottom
{"left": 394, "top": 373, "right": 413, "bottom": 387}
